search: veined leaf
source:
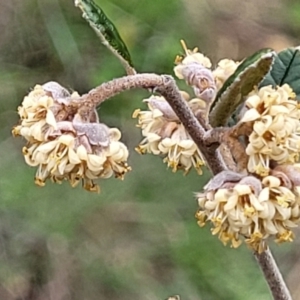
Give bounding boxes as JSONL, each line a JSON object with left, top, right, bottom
{"left": 259, "top": 47, "right": 300, "bottom": 98}
{"left": 209, "top": 48, "right": 275, "bottom": 127}
{"left": 75, "top": 0, "right": 136, "bottom": 75}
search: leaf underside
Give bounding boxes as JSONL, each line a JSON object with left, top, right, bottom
{"left": 75, "top": 0, "right": 135, "bottom": 74}
{"left": 209, "top": 48, "right": 275, "bottom": 128}
{"left": 259, "top": 47, "right": 300, "bottom": 99}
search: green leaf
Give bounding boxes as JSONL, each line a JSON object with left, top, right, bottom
{"left": 209, "top": 48, "right": 275, "bottom": 127}
{"left": 259, "top": 47, "right": 300, "bottom": 98}
{"left": 75, "top": 0, "right": 135, "bottom": 74}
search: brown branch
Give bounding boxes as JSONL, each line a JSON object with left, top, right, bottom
{"left": 73, "top": 74, "right": 165, "bottom": 108}
{"left": 203, "top": 127, "right": 244, "bottom": 172}
{"left": 255, "top": 248, "right": 292, "bottom": 300}
{"left": 203, "top": 127, "right": 225, "bottom": 145}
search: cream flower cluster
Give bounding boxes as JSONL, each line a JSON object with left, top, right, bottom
{"left": 196, "top": 173, "right": 300, "bottom": 253}
{"left": 240, "top": 84, "right": 300, "bottom": 176}
{"left": 195, "top": 78, "right": 300, "bottom": 251}
{"left": 133, "top": 95, "right": 205, "bottom": 175}
{"left": 174, "top": 43, "right": 239, "bottom": 95}
{"left": 175, "top": 52, "right": 239, "bottom": 92}
{"left": 13, "top": 83, "right": 130, "bottom": 192}
{"left": 133, "top": 43, "right": 242, "bottom": 175}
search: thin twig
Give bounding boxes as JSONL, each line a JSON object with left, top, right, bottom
{"left": 74, "top": 74, "right": 165, "bottom": 107}
{"left": 255, "top": 248, "right": 292, "bottom": 300}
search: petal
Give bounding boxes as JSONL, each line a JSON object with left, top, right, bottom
{"left": 253, "top": 116, "right": 272, "bottom": 135}
{"left": 109, "top": 128, "right": 122, "bottom": 141}
{"left": 258, "top": 188, "right": 270, "bottom": 202}
{"left": 77, "top": 145, "right": 88, "bottom": 160}
{"left": 245, "top": 95, "right": 261, "bottom": 108}
{"left": 87, "top": 154, "right": 106, "bottom": 172}
{"left": 147, "top": 132, "right": 161, "bottom": 142}
{"left": 34, "top": 140, "right": 58, "bottom": 154}
{"left": 233, "top": 184, "right": 252, "bottom": 195}
{"left": 46, "top": 110, "right": 57, "bottom": 129}
{"left": 224, "top": 194, "right": 239, "bottom": 211}
{"left": 178, "top": 139, "right": 194, "bottom": 149}
{"left": 249, "top": 194, "right": 264, "bottom": 211}
{"left": 58, "top": 156, "right": 68, "bottom": 175}
{"left": 58, "top": 134, "right": 75, "bottom": 146}
{"left": 68, "top": 147, "right": 81, "bottom": 164}
{"left": 109, "top": 142, "right": 129, "bottom": 161}
{"left": 262, "top": 176, "right": 281, "bottom": 188}
{"left": 263, "top": 219, "right": 278, "bottom": 234}
{"left": 214, "top": 189, "right": 230, "bottom": 203}
{"left": 241, "top": 108, "right": 261, "bottom": 122}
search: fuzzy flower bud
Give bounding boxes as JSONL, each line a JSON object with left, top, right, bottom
{"left": 173, "top": 42, "right": 241, "bottom": 106}
{"left": 174, "top": 42, "right": 216, "bottom": 103}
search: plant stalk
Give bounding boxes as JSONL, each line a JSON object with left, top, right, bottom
{"left": 255, "top": 248, "right": 292, "bottom": 300}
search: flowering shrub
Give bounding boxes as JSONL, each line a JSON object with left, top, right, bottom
{"left": 11, "top": 1, "right": 300, "bottom": 298}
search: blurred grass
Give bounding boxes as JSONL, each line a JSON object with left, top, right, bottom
{"left": 0, "top": 0, "right": 300, "bottom": 299}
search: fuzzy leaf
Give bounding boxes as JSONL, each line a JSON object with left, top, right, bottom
{"left": 209, "top": 48, "right": 275, "bottom": 127}
{"left": 259, "top": 47, "right": 300, "bottom": 98}
{"left": 75, "top": 0, "right": 135, "bottom": 75}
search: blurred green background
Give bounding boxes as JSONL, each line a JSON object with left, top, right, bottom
{"left": 1, "top": 0, "right": 300, "bottom": 299}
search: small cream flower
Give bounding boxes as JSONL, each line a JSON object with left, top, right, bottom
{"left": 15, "top": 85, "right": 57, "bottom": 142}
{"left": 196, "top": 173, "right": 300, "bottom": 253}
{"left": 174, "top": 41, "right": 212, "bottom": 70}
{"left": 133, "top": 95, "right": 205, "bottom": 174}
{"left": 240, "top": 84, "right": 300, "bottom": 176}
{"left": 212, "top": 59, "right": 239, "bottom": 90}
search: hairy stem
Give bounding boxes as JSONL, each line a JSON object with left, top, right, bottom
{"left": 75, "top": 74, "right": 165, "bottom": 107}
{"left": 255, "top": 248, "right": 292, "bottom": 300}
